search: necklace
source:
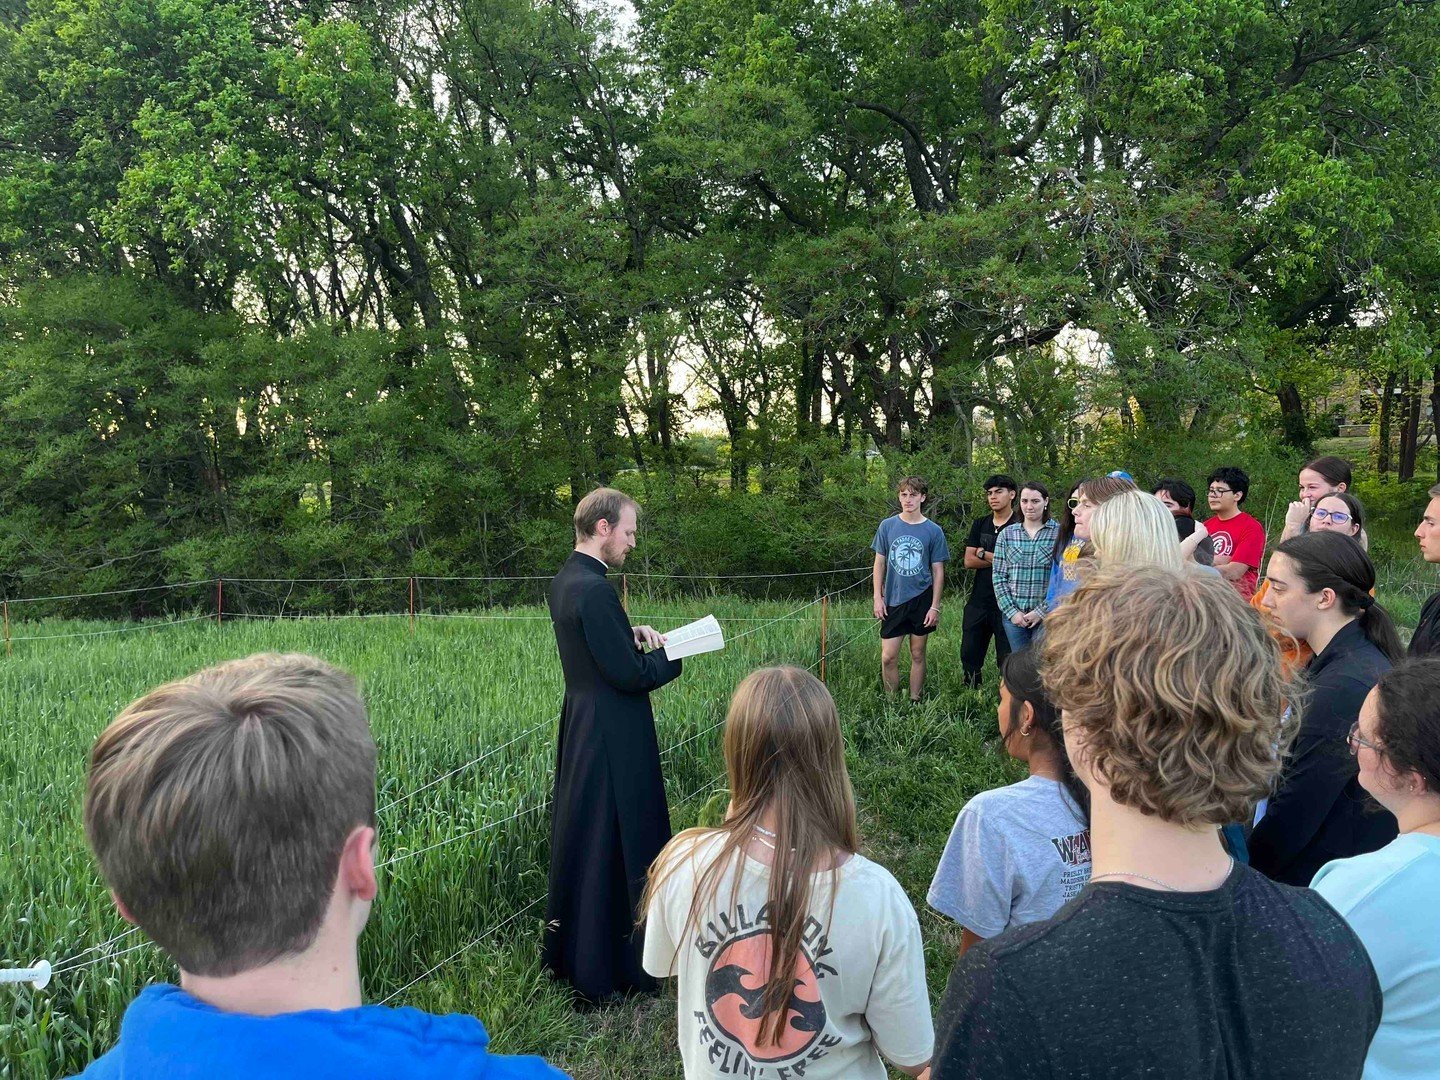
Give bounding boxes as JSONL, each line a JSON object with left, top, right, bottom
{"left": 1091, "top": 855, "right": 1234, "bottom": 893}
{"left": 751, "top": 823, "right": 778, "bottom": 850}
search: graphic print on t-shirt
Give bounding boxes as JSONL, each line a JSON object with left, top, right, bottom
{"left": 888, "top": 534, "right": 926, "bottom": 577}
{"left": 693, "top": 902, "right": 844, "bottom": 1076}
{"left": 1050, "top": 829, "right": 1092, "bottom": 899}
{"left": 1210, "top": 531, "right": 1234, "bottom": 558}
{"left": 706, "top": 929, "right": 825, "bottom": 1063}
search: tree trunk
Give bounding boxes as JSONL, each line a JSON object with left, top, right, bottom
{"left": 1400, "top": 374, "right": 1421, "bottom": 481}
{"left": 1376, "top": 373, "right": 1397, "bottom": 475}
{"left": 1276, "top": 382, "right": 1311, "bottom": 452}
{"left": 1431, "top": 366, "right": 1440, "bottom": 483}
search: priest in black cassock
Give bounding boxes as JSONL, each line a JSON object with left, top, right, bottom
{"left": 544, "top": 487, "right": 683, "bottom": 1004}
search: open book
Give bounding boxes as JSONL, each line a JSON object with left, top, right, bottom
{"left": 664, "top": 614, "right": 725, "bottom": 661}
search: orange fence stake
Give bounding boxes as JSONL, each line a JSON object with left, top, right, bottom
{"left": 216, "top": 578, "right": 223, "bottom": 627}
{"left": 622, "top": 573, "right": 629, "bottom": 612}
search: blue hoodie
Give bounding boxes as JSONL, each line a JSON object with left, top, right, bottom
{"left": 76, "top": 984, "right": 569, "bottom": 1079}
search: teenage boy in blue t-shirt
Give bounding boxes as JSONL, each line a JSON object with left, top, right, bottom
{"left": 75, "top": 653, "right": 567, "bottom": 1080}
{"left": 873, "top": 475, "right": 950, "bottom": 703}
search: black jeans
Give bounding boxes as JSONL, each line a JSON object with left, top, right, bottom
{"left": 960, "top": 597, "right": 1011, "bottom": 688}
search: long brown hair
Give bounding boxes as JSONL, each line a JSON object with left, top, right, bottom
{"left": 642, "top": 666, "right": 859, "bottom": 1046}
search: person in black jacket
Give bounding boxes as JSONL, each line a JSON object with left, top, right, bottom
{"left": 544, "top": 487, "right": 684, "bottom": 1005}
{"left": 1253, "top": 531, "right": 1402, "bottom": 885}
{"left": 1410, "top": 483, "right": 1440, "bottom": 658}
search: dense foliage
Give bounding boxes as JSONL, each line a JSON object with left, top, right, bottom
{"left": 3, "top": 0, "right": 1439, "bottom": 606}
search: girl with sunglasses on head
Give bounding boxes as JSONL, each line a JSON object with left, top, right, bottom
{"left": 1312, "top": 658, "right": 1440, "bottom": 1080}
{"left": 1033, "top": 475, "right": 1135, "bottom": 624}
{"left": 1251, "top": 531, "right": 1401, "bottom": 886}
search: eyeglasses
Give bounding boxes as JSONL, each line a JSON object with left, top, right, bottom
{"left": 1347, "top": 722, "right": 1383, "bottom": 755}
{"left": 1207, "top": 487, "right": 1234, "bottom": 496}
{"left": 1066, "top": 498, "right": 1087, "bottom": 510}
{"left": 1312, "top": 508, "right": 1352, "bottom": 524}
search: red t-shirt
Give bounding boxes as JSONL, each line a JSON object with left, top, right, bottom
{"left": 1207, "top": 511, "right": 1266, "bottom": 598}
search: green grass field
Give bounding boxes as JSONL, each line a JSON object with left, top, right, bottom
{"left": 0, "top": 586, "right": 1023, "bottom": 1079}
{"left": 3, "top": 563, "right": 1434, "bottom": 1078}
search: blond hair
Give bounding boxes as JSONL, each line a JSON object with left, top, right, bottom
{"left": 574, "top": 486, "right": 639, "bottom": 541}
{"left": 1089, "top": 490, "right": 1183, "bottom": 570}
{"left": 84, "top": 653, "right": 376, "bottom": 976}
{"left": 1042, "top": 567, "right": 1294, "bottom": 826}
{"left": 642, "top": 667, "right": 858, "bottom": 1047}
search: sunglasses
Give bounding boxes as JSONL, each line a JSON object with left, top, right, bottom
{"left": 1312, "top": 508, "right": 1352, "bottom": 524}
{"left": 1066, "top": 498, "right": 1092, "bottom": 511}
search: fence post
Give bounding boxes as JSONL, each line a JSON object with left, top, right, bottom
{"left": 409, "top": 576, "right": 417, "bottom": 637}
{"left": 3, "top": 600, "right": 9, "bottom": 658}
{"left": 622, "top": 573, "right": 629, "bottom": 613}
{"left": 215, "top": 578, "right": 223, "bottom": 628}
{"left": 819, "top": 593, "right": 830, "bottom": 684}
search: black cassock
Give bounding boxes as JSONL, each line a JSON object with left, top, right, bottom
{"left": 543, "top": 551, "right": 682, "bottom": 1002}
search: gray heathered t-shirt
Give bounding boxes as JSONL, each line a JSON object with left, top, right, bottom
{"left": 928, "top": 775, "right": 1091, "bottom": 938}
{"left": 872, "top": 515, "right": 950, "bottom": 608}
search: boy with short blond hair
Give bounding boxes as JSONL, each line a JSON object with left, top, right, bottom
{"left": 77, "top": 652, "right": 565, "bottom": 1079}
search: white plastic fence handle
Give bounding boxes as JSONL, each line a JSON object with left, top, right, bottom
{"left": 0, "top": 960, "right": 51, "bottom": 989}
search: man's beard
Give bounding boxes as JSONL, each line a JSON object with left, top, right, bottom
{"left": 601, "top": 537, "right": 629, "bottom": 568}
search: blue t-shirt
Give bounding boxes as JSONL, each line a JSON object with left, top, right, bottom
{"left": 872, "top": 515, "right": 950, "bottom": 607}
{"left": 1040, "top": 538, "right": 1085, "bottom": 615}
{"left": 75, "top": 984, "right": 568, "bottom": 1080}
{"left": 1312, "top": 833, "right": 1440, "bottom": 1080}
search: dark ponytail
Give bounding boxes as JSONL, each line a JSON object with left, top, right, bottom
{"left": 1001, "top": 647, "right": 1090, "bottom": 823}
{"left": 1275, "top": 532, "right": 1402, "bottom": 661}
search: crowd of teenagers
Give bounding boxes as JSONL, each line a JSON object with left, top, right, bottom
{"left": 70, "top": 455, "right": 1440, "bottom": 1079}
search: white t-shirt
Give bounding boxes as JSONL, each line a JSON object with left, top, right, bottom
{"left": 642, "top": 832, "right": 934, "bottom": 1080}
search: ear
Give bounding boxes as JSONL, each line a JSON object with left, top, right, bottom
{"left": 339, "top": 825, "right": 379, "bottom": 902}
{"left": 112, "top": 891, "right": 138, "bottom": 925}
{"left": 1317, "top": 587, "right": 1339, "bottom": 611}
{"left": 1018, "top": 699, "right": 1036, "bottom": 731}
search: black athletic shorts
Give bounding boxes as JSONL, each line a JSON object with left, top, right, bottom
{"left": 880, "top": 590, "right": 936, "bottom": 639}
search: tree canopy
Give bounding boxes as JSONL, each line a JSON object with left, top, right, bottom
{"left": 2, "top": 0, "right": 1438, "bottom": 602}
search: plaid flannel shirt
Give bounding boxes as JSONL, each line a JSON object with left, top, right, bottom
{"left": 993, "top": 519, "right": 1060, "bottom": 619}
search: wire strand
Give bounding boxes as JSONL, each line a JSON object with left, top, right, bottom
{"left": 376, "top": 801, "right": 550, "bottom": 870}
{"left": 6, "top": 580, "right": 212, "bottom": 605}
{"left": 9, "top": 615, "right": 214, "bottom": 642}
{"left": 51, "top": 926, "right": 141, "bottom": 970}
{"left": 50, "top": 938, "right": 153, "bottom": 976}
{"left": 379, "top": 718, "right": 556, "bottom": 814}
{"left": 377, "top": 897, "right": 545, "bottom": 1006}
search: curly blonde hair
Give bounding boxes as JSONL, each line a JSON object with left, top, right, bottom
{"left": 1041, "top": 566, "right": 1294, "bottom": 826}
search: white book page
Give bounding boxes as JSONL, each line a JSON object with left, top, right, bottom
{"left": 663, "top": 615, "right": 725, "bottom": 660}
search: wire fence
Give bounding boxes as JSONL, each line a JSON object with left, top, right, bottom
{"left": 5, "top": 567, "right": 878, "bottom": 1006}
{"left": 0, "top": 566, "right": 876, "bottom": 651}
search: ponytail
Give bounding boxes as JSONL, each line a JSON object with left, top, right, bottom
{"left": 1001, "top": 648, "right": 1090, "bottom": 823}
{"left": 1275, "top": 532, "right": 1402, "bottom": 661}
{"left": 1355, "top": 597, "right": 1404, "bottom": 663}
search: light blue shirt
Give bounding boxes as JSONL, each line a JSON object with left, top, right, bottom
{"left": 872, "top": 515, "right": 949, "bottom": 608}
{"left": 1312, "top": 833, "right": 1440, "bottom": 1079}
